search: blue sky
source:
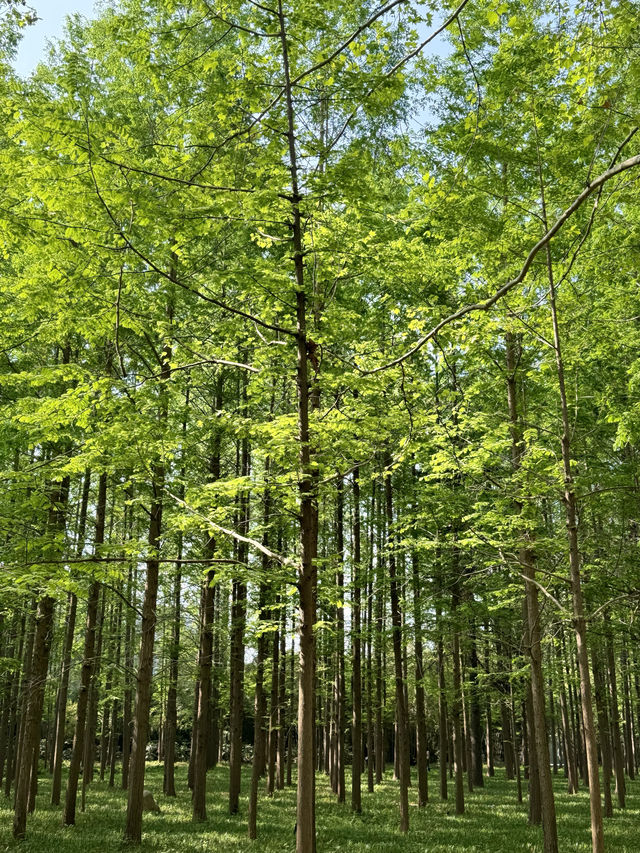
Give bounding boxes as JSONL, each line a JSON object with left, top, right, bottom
{"left": 14, "top": 0, "right": 98, "bottom": 76}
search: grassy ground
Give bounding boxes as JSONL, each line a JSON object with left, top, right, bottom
{"left": 1, "top": 763, "right": 638, "bottom": 852}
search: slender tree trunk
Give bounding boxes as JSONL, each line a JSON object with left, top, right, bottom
{"left": 437, "top": 595, "right": 448, "bottom": 801}
{"left": 267, "top": 598, "right": 279, "bottom": 797}
{"left": 14, "top": 473, "right": 70, "bottom": 839}
{"left": 121, "top": 555, "right": 134, "bottom": 791}
{"left": 505, "top": 330, "right": 557, "bottom": 851}
{"left": 351, "top": 467, "right": 362, "bottom": 813}
{"left": 163, "top": 531, "right": 181, "bottom": 797}
{"left": 108, "top": 590, "right": 122, "bottom": 789}
{"left": 606, "top": 634, "right": 626, "bottom": 808}
{"left": 287, "top": 625, "right": 295, "bottom": 788}
{"left": 468, "top": 629, "right": 484, "bottom": 789}
{"left": 484, "top": 632, "right": 495, "bottom": 777}
{"left": 277, "top": 606, "right": 286, "bottom": 790}
{"left": 163, "top": 389, "right": 189, "bottom": 794}
{"left": 13, "top": 595, "right": 56, "bottom": 838}
{"left": 545, "top": 232, "right": 604, "bottom": 852}
{"left": 276, "top": 9, "right": 319, "bottom": 845}
{"left": 50, "top": 591, "right": 77, "bottom": 806}
{"left": 192, "top": 567, "right": 215, "bottom": 822}
{"left": 248, "top": 580, "right": 268, "bottom": 838}
{"left": 411, "top": 549, "right": 428, "bottom": 806}
{"left": 593, "top": 647, "right": 613, "bottom": 818}
{"left": 451, "top": 576, "right": 465, "bottom": 816}
{"left": 249, "top": 464, "right": 272, "bottom": 837}
{"left": 384, "top": 459, "right": 409, "bottom": 832}
{"left": 374, "top": 488, "right": 385, "bottom": 785}
{"left": 335, "top": 477, "right": 346, "bottom": 803}
{"left": 123, "top": 459, "right": 164, "bottom": 843}
{"left": 621, "top": 644, "right": 635, "bottom": 780}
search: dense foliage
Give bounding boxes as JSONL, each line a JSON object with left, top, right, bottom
{"left": 1, "top": 0, "right": 640, "bottom": 851}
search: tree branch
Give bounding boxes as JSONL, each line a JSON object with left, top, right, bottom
{"left": 363, "top": 150, "right": 640, "bottom": 374}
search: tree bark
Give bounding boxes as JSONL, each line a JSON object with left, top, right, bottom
{"left": 384, "top": 459, "right": 410, "bottom": 832}
{"left": 14, "top": 472, "right": 70, "bottom": 839}
{"left": 351, "top": 466, "right": 362, "bottom": 813}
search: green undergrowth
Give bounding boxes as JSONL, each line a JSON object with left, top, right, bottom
{"left": 1, "top": 763, "right": 638, "bottom": 852}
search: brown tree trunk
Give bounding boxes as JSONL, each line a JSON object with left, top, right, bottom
{"left": 606, "top": 634, "right": 626, "bottom": 808}
{"left": 468, "top": 629, "right": 484, "bottom": 789}
{"left": 545, "top": 231, "right": 604, "bottom": 853}
{"left": 335, "top": 476, "right": 346, "bottom": 803}
{"left": 351, "top": 467, "right": 362, "bottom": 813}
{"left": 384, "top": 459, "right": 409, "bottom": 832}
{"left": 592, "top": 647, "right": 613, "bottom": 818}
{"left": 248, "top": 578, "right": 268, "bottom": 838}
{"left": 374, "top": 493, "right": 385, "bottom": 786}
{"left": 411, "top": 549, "right": 428, "bottom": 806}
{"left": 267, "top": 598, "right": 279, "bottom": 797}
{"left": 51, "top": 469, "right": 90, "bottom": 805}
{"left": 249, "top": 468, "right": 272, "bottom": 837}
{"left": 277, "top": 606, "right": 286, "bottom": 790}
{"left": 50, "top": 590, "right": 77, "bottom": 805}
{"left": 193, "top": 567, "right": 215, "bottom": 822}
{"left": 229, "top": 438, "right": 249, "bottom": 814}
{"left": 62, "top": 473, "right": 107, "bottom": 826}
{"left": 437, "top": 597, "right": 448, "bottom": 801}
{"left": 163, "top": 532, "right": 181, "bottom": 797}
{"left": 505, "top": 329, "right": 557, "bottom": 851}
{"left": 123, "top": 460, "right": 164, "bottom": 843}
{"left": 621, "top": 644, "right": 635, "bottom": 780}
{"left": 451, "top": 577, "right": 465, "bottom": 816}
{"left": 121, "top": 555, "right": 134, "bottom": 791}
{"left": 14, "top": 472, "right": 70, "bottom": 839}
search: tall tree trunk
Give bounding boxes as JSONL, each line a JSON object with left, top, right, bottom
{"left": 606, "top": 634, "right": 625, "bottom": 808}
{"left": 621, "top": 643, "right": 635, "bottom": 780}
{"left": 50, "top": 591, "right": 77, "bottom": 806}
{"left": 468, "top": 628, "right": 484, "bottom": 790}
{"left": 335, "top": 476, "right": 346, "bottom": 803}
{"left": 592, "top": 647, "right": 613, "bottom": 818}
{"left": 505, "top": 329, "right": 557, "bottom": 851}
{"left": 374, "top": 488, "right": 385, "bottom": 785}
{"left": 545, "top": 231, "right": 604, "bottom": 852}
{"left": 276, "top": 7, "right": 319, "bottom": 845}
{"left": 411, "top": 549, "right": 428, "bottom": 807}
{"left": 451, "top": 573, "right": 465, "bottom": 816}
{"left": 51, "top": 470, "right": 90, "bottom": 805}
{"left": 14, "top": 472, "right": 70, "bottom": 839}
{"left": 248, "top": 580, "right": 268, "bottom": 838}
{"left": 192, "top": 568, "right": 215, "bottom": 822}
{"left": 437, "top": 595, "right": 448, "bottom": 801}
{"left": 63, "top": 472, "right": 107, "bottom": 826}
{"left": 351, "top": 466, "right": 362, "bottom": 813}
{"left": 267, "top": 597, "right": 279, "bottom": 797}
{"left": 163, "top": 388, "right": 189, "bottom": 793}
{"left": 123, "top": 327, "right": 171, "bottom": 842}
{"left": 277, "top": 606, "right": 286, "bottom": 790}
{"left": 229, "top": 431, "right": 249, "bottom": 815}
{"left": 550, "top": 244, "right": 601, "bottom": 817}
{"left": 163, "top": 531, "right": 181, "bottom": 797}
{"left": 249, "top": 464, "right": 272, "bottom": 837}
{"left": 121, "top": 554, "right": 134, "bottom": 791}
{"left": 123, "top": 461, "right": 165, "bottom": 843}
{"left": 384, "top": 459, "right": 409, "bottom": 832}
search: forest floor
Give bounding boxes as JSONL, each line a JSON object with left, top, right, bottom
{"left": 1, "top": 763, "right": 639, "bottom": 852}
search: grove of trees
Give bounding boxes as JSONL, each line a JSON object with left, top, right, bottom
{"left": 1, "top": 0, "right": 640, "bottom": 851}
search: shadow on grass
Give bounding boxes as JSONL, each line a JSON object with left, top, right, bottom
{"left": 0, "top": 764, "right": 638, "bottom": 852}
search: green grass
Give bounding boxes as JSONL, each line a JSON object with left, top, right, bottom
{"left": 1, "top": 763, "right": 638, "bottom": 852}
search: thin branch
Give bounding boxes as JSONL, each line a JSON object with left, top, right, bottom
{"left": 166, "top": 488, "right": 293, "bottom": 567}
